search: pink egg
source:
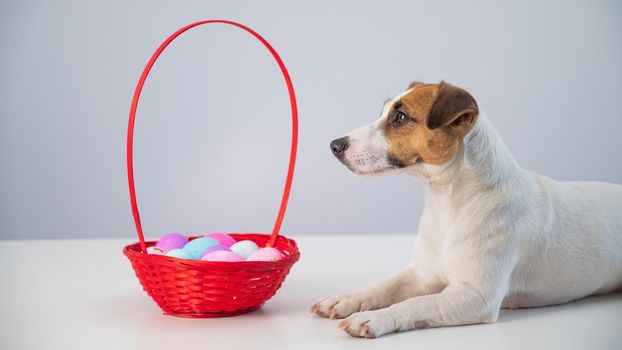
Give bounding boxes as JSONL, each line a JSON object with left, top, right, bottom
{"left": 147, "top": 246, "right": 165, "bottom": 255}
{"left": 204, "top": 233, "right": 236, "bottom": 247}
{"left": 201, "top": 250, "right": 244, "bottom": 262}
{"left": 247, "top": 247, "right": 283, "bottom": 262}
{"left": 200, "top": 244, "right": 230, "bottom": 259}
{"left": 155, "top": 233, "right": 188, "bottom": 252}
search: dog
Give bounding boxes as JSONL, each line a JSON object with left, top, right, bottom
{"left": 311, "top": 81, "right": 622, "bottom": 338}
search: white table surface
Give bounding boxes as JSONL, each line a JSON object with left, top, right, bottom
{"left": 0, "top": 234, "right": 620, "bottom": 350}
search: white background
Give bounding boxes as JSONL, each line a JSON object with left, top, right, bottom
{"left": 1, "top": 0, "right": 621, "bottom": 239}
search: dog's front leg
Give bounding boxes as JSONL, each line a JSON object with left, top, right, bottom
{"left": 310, "top": 265, "right": 444, "bottom": 319}
{"left": 338, "top": 283, "right": 505, "bottom": 338}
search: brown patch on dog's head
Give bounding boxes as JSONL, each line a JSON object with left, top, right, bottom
{"left": 384, "top": 81, "right": 478, "bottom": 166}
{"left": 408, "top": 80, "right": 424, "bottom": 89}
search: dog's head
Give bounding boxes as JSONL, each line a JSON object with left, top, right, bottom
{"left": 330, "top": 81, "right": 479, "bottom": 176}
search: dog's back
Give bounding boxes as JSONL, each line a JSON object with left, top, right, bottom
{"left": 506, "top": 173, "right": 622, "bottom": 308}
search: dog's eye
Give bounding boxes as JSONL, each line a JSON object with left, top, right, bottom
{"left": 391, "top": 111, "right": 409, "bottom": 126}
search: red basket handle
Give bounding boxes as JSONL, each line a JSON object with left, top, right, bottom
{"left": 127, "top": 20, "right": 298, "bottom": 253}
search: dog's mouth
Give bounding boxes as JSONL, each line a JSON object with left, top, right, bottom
{"left": 341, "top": 155, "right": 404, "bottom": 176}
{"left": 387, "top": 156, "right": 406, "bottom": 169}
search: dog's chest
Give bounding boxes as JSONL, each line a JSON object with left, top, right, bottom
{"left": 413, "top": 187, "right": 489, "bottom": 283}
{"left": 413, "top": 199, "right": 456, "bottom": 282}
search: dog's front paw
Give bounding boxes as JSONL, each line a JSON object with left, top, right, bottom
{"left": 338, "top": 310, "right": 396, "bottom": 338}
{"left": 310, "top": 294, "right": 370, "bottom": 319}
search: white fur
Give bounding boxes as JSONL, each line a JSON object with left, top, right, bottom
{"left": 313, "top": 96, "right": 622, "bottom": 338}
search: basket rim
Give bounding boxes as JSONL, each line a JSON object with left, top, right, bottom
{"left": 123, "top": 233, "right": 300, "bottom": 271}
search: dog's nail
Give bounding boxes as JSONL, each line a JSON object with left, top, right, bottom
{"left": 362, "top": 324, "right": 374, "bottom": 338}
{"left": 338, "top": 322, "right": 348, "bottom": 330}
{"left": 329, "top": 310, "right": 337, "bottom": 319}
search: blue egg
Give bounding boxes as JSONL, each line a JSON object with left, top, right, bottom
{"left": 182, "top": 237, "right": 218, "bottom": 259}
{"left": 166, "top": 248, "right": 193, "bottom": 260}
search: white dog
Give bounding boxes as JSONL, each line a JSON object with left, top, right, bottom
{"left": 311, "top": 81, "right": 622, "bottom": 338}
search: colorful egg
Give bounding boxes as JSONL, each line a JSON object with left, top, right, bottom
{"left": 230, "top": 240, "right": 259, "bottom": 260}
{"left": 200, "top": 244, "right": 230, "bottom": 259}
{"left": 155, "top": 233, "right": 188, "bottom": 252}
{"left": 247, "top": 247, "right": 283, "bottom": 261}
{"left": 166, "top": 248, "right": 193, "bottom": 260}
{"left": 147, "top": 246, "right": 165, "bottom": 255}
{"left": 201, "top": 250, "right": 244, "bottom": 262}
{"left": 204, "top": 233, "right": 236, "bottom": 247}
{"left": 182, "top": 237, "right": 218, "bottom": 259}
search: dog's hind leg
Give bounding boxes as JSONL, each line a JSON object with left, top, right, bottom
{"left": 310, "top": 265, "right": 445, "bottom": 319}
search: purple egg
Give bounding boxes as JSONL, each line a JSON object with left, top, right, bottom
{"left": 200, "top": 244, "right": 230, "bottom": 259}
{"left": 204, "top": 233, "right": 236, "bottom": 247}
{"left": 155, "top": 233, "right": 188, "bottom": 252}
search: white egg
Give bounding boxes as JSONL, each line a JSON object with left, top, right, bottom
{"left": 230, "top": 240, "right": 259, "bottom": 260}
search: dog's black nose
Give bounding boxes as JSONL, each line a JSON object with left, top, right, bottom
{"left": 330, "top": 137, "right": 349, "bottom": 157}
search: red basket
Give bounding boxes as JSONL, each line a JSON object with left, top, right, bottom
{"left": 123, "top": 20, "right": 300, "bottom": 318}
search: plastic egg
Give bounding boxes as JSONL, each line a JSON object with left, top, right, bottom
{"left": 155, "top": 233, "right": 188, "bottom": 252}
{"left": 200, "top": 244, "right": 230, "bottom": 259}
{"left": 201, "top": 250, "right": 244, "bottom": 262}
{"left": 147, "top": 246, "right": 165, "bottom": 255}
{"left": 230, "top": 240, "right": 259, "bottom": 260}
{"left": 247, "top": 247, "right": 283, "bottom": 261}
{"left": 166, "top": 248, "right": 193, "bottom": 260}
{"left": 204, "top": 233, "right": 236, "bottom": 247}
{"left": 182, "top": 237, "right": 218, "bottom": 259}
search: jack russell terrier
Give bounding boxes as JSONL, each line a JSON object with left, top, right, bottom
{"left": 311, "top": 81, "right": 622, "bottom": 338}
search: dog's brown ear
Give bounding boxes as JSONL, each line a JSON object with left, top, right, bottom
{"left": 427, "top": 82, "right": 479, "bottom": 130}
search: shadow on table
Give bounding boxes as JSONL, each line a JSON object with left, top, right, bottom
{"left": 91, "top": 292, "right": 298, "bottom": 325}
{"left": 498, "top": 291, "right": 622, "bottom": 323}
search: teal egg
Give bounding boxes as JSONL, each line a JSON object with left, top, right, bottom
{"left": 166, "top": 248, "right": 193, "bottom": 260}
{"left": 182, "top": 237, "right": 218, "bottom": 259}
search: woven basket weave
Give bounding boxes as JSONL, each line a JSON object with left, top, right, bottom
{"left": 123, "top": 20, "right": 300, "bottom": 318}
{"left": 124, "top": 234, "right": 299, "bottom": 317}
